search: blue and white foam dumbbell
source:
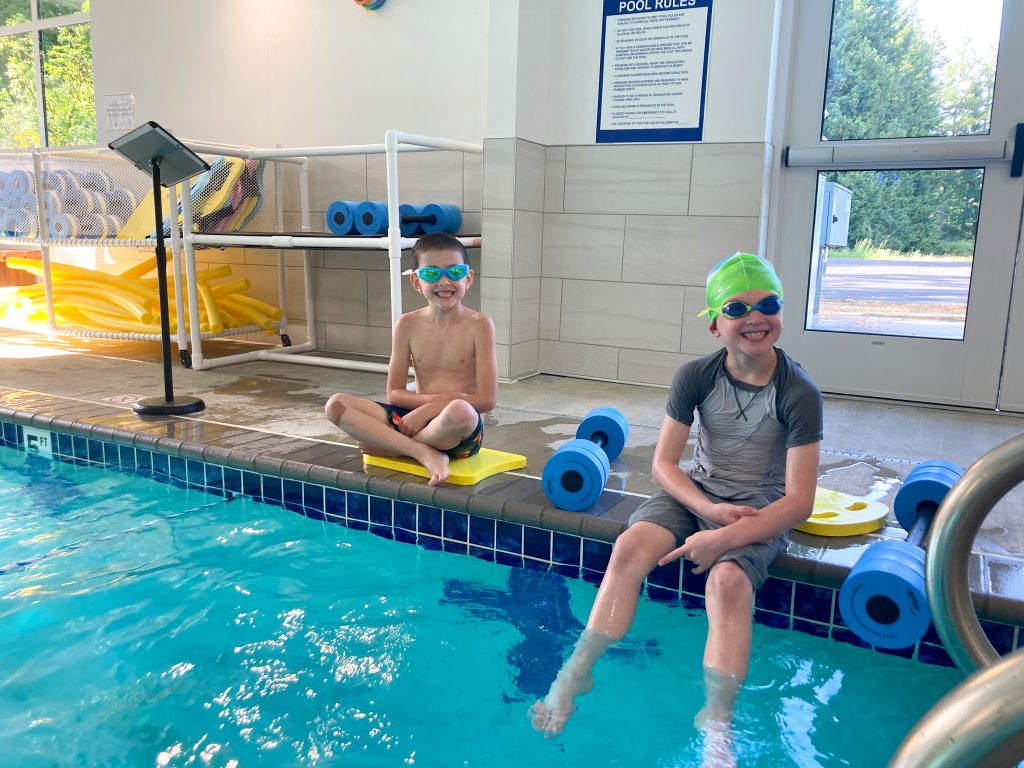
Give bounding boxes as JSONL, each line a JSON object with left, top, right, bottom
{"left": 542, "top": 407, "right": 630, "bottom": 512}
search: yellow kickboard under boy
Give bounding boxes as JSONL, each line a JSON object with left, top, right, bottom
{"left": 795, "top": 487, "right": 890, "bottom": 537}
{"left": 363, "top": 448, "right": 526, "bottom": 485}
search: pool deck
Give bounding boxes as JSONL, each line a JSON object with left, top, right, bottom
{"left": 1, "top": 328, "right": 1023, "bottom": 629}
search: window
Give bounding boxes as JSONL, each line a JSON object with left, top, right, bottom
{"left": 0, "top": 0, "right": 93, "bottom": 148}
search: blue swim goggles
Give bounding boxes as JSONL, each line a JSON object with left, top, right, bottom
{"left": 403, "top": 264, "right": 470, "bottom": 283}
{"left": 715, "top": 295, "right": 784, "bottom": 319}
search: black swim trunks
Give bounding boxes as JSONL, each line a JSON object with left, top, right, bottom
{"left": 376, "top": 402, "right": 484, "bottom": 460}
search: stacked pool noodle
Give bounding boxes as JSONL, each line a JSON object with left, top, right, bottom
{"left": 0, "top": 255, "right": 283, "bottom": 335}
{"left": 0, "top": 168, "right": 134, "bottom": 240}
{"left": 325, "top": 200, "right": 462, "bottom": 237}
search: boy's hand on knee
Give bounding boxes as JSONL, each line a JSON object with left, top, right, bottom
{"left": 659, "top": 529, "right": 731, "bottom": 574}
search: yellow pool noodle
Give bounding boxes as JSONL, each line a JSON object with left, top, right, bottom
{"left": 228, "top": 292, "right": 283, "bottom": 321}
{"left": 217, "top": 295, "right": 273, "bottom": 330}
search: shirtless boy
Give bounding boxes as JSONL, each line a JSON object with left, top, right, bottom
{"left": 325, "top": 233, "right": 498, "bottom": 486}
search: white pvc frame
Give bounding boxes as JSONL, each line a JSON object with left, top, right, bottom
{"left": 180, "top": 129, "right": 483, "bottom": 373}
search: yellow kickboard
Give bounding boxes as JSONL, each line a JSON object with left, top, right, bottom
{"left": 795, "top": 487, "right": 890, "bottom": 537}
{"left": 363, "top": 448, "right": 527, "bottom": 485}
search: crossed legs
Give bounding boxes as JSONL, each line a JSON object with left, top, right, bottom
{"left": 324, "top": 393, "right": 479, "bottom": 486}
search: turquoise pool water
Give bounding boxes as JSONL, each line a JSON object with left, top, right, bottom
{"left": 0, "top": 445, "right": 962, "bottom": 767}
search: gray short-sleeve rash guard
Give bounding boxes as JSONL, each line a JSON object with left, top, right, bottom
{"left": 666, "top": 347, "right": 823, "bottom": 506}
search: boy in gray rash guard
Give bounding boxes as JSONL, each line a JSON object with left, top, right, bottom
{"left": 531, "top": 253, "right": 823, "bottom": 764}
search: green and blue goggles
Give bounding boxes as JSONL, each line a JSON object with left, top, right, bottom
{"left": 403, "top": 264, "right": 470, "bottom": 283}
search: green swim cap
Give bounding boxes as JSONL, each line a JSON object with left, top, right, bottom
{"left": 700, "top": 252, "right": 784, "bottom": 319}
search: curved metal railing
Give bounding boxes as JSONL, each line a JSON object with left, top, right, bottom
{"left": 890, "top": 432, "right": 1024, "bottom": 767}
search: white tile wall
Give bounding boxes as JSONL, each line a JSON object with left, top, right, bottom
{"left": 511, "top": 277, "right": 540, "bottom": 345}
{"left": 542, "top": 213, "right": 625, "bottom": 280}
{"left": 539, "top": 277, "right": 562, "bottom": 340}
{"left": 514, "top": 139, "right": 546, "bottom": 212}
{"left": 367, "top": 151, "right": 467, "bottom": 206}
{"left": 559, "top": 280, "right": 685, "bottom": 352}
{"left": 510, "top": 339, "right": 540, "bottom": 379}
{"left": 563, "top": 144, "right": 693, "bottom": 215}
{"left": 688, "top": 143, "right": 765, "bottom": 217}
{"left": 513, "top": 210, "right": 543, "bottom": 278}
{"left": 618, "top": 348, "right": 698, "bottom": 387}
{"left": 482, "top": 208, "right": 514, "bottom": 278}
{"left": 483, "top": 138, "right": 515, "bottom": 210}
{"left": 539, "top": 339, "right": 619, "bottom": 379}
{"left": 622, "top": 215, "right": 760, "bottom": 285}
{"left": 544, "top": 146, "right": 566, "bottom": 213}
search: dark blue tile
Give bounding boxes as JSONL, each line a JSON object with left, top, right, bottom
{"left": 552, "top": 533, "right": 582, "bottom": 567}
{"left": 443, "top": 510, "right": 468, "bottom": 542}
{"left": 522, "top": 556, "right": 548, "bottom": 572}
{"left": 876, "top": 643, "right": 914, "bottom": 660}
{"left": 917, "top": 643, "right": 954, "bottom": 667}
{"left": 303, "top": 484, "right": 325, "bottom": 517}
{"left": 443, "top": 540, "right": 469, "bottom": 555}
{"left": 831, "top": 599, "right": 849, "bottom": 628}
{"left": 304, "top": 506, "right": 326, "bottom": 521}
{"left": 347, "top": 519, "right": 369, "bottom": 532}
{"left": 469, "top": 545, "right": 496, "bottom": 563}
{"left": 648, "top": 560, "right": 680, "bottom": 592}
{"left": 468, "top": 516, "right": 495, "bottom": 548}
{"left": 680, "top": 592, "right": 706, "bottom": 611}
{"left": 793, "top": 583, "right": 833, "bottom": 624}
{"left": 394, "top": 501, "right": 417, "bottom": 531}
{"left": 551, "top": 563, "right": 580, "bottom": 579}
{"left": 394, "top": 527, "right": 417, "bottom": 545}
{"left": 242, "top": 471, "right": 262, "bottom": 499}
{"left": 418, "top": 505, "right": 442, "bottom": 536}
{"left": 523, "top": 526, "right": 551, "bottom": 561}
{"left": 103, "top": 442, "right": 119, "bottom": 467}
{"left": 921, "top": 622, "right": 941, "bottom": 646}
{"left": 648, "top": 584, "right": 681, "bottom": 604}
{"left": 87, "top": 439, "right": 104, "bottom": 464}
{"left": 495, "top": 551, "right": 524, "bottom": 568}
{"left": 56, "top": 432, "right": 73, "bottom": 457}
{"left": 223, "top": 467, "right": 242, "bottom": 495}
{"left": 151, "top": 452, "right": 169, "bottom": 478}
{"left": 370, "top": 496, "right": 393, "bottom": 526}
{"left": 1, "top": 422, "right": 15, "bottom": 446}
{"left": 754, "top": 609, "right": 790, "bottom": 630}
{"left": 755, "top": 577, "right": 793, "bottom": 615}
{"left": 262, "top": 475, "right": 283, "bottom": 503}
{"left": 582, "top": 539, "right": 612, "bottom": 573}
{"left": 495, "top": 521, "right": 523, "bottom": 554}
{"left": 72, "top": 435, "right": 89, "bottom": 462}
{"left": 831, "top": 627, "right": 871, "bottom": 650}
{"left": 205, "top": 464, "right": 224, "bottom": 492}
{"left": 982, "top": 620, "right": 1016, "bottom": 656}
{"left": 792, "top": 618, "right": 830, "bottom": 639}
{"left": 186, "top": 459, "right": 206, "bottom": 487}
{"left": 418, "top": 535, "right": 443, "bottom": 552}
{"left": 325, "top": 488, "right": 345, "bottom": 519}
{"left": 136, "top": 449, "right": 153, "bottom": 475}
{"left": 682, "top": 561, "right": 707, "bottom": 595}
{"left": 118, "top": 445, "right": 136, "bottom": 470}
{"left": 347, "top": 492, "right": 369, "bottom": 521}
{"left": 169, "top": 456, "right": 188, "bottom": 483}
{"left": 283, "top": 479, "right": 304, "bottom": 513}
{"left": 582, "top": 569, "right": 604, "bottom": 587}
{"left": 370, "top": 524, "right": 394, "bottom": 540}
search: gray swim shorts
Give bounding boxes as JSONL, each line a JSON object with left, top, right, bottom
{"left": 627, "top": 489, "right": 788, "bottom": 590}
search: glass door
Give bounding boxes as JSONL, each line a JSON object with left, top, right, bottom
{"left": 774, "top": 0, "right": 1024, "bottom": 410}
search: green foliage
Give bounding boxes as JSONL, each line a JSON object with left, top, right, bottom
{"left": 822, "top": 0, "right": 993, "bottom": 257}
{"left": 0, "top": 0, "right": 93, "bottom": 148}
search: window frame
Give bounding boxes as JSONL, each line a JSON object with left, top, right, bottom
{"left": 0, "top": 0, "right": 90, "bottom": 148}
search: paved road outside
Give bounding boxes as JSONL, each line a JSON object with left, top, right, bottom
{"left": 811, "top": 258, "right": 972, "bottom": 339}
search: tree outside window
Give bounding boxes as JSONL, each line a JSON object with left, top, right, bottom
{"left": 0, "top": 0, "right": 94, "bottom": 148}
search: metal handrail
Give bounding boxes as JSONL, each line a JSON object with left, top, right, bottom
{"left": 889, "top": 432, "right": 1024, "bottom": 767}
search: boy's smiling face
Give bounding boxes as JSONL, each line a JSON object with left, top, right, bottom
{"left": 411, "top": 248, "right": 473, "bottom": 310}
{"left": 711, "top": 289, "right": 783, "bottom": 356}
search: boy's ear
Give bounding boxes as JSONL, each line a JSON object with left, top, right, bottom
{"left": 709, "top": 318, "right": 720, "bottom": 337}
{"left": 409, "top": 273, "right": 422, "bottom": 293}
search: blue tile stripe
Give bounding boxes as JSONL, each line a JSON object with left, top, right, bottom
{"left": 1, "top": 418, "right": 1020, "bottom": 668}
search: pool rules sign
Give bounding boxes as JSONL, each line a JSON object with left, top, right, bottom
{"left": 596, "top": 0, "right": 712, "bottom": 143}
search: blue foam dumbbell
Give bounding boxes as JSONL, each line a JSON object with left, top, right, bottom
{"left": 838, "top": 459, "right": 964, "bottom": 649}
{"left": 542, "top": 407, "right": 630, "bottom": 512}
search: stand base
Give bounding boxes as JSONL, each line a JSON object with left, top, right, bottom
{"left": 133, "top": 395, "right": 206, "bottom": 416}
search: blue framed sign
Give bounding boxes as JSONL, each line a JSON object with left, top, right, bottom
{"left": 596, "top": 0, "right": 713, "bottom": 144}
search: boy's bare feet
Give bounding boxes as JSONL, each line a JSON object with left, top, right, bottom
{"left": 415, "top": 447, "right": 450, "bottom": 486}
{"left": 356, "top": 441, "right": 401, "bottom": 457}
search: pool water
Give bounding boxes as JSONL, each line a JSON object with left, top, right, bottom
{"left": 0, "top": 445, "right": 962, "bottom": 767}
